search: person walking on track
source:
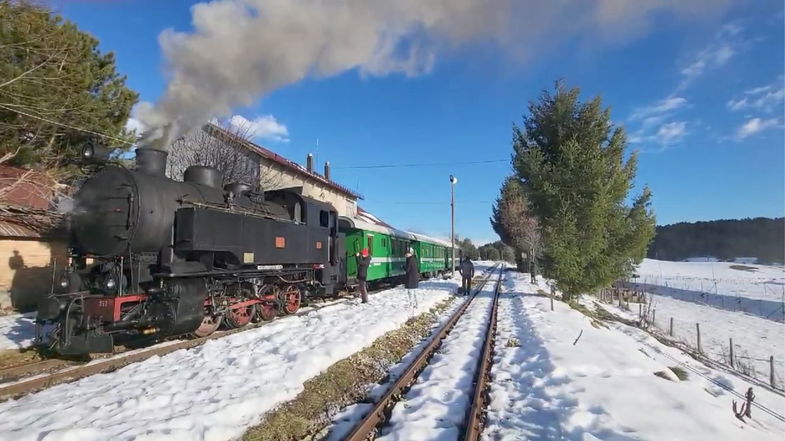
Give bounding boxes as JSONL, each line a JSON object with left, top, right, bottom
{"left": 459, "top": 256, "right": 475, "bottom": 295}
{"left": 404, "top": 247, "right": 419, "bottom": 308}
{"left": 355, "top": 248, "right": 371, "bottom": 303}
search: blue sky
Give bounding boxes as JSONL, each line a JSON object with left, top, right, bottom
{"left": 51, "top": 0, "right": 784, "bottom": 244}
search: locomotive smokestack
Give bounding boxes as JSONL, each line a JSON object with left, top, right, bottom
{"left": 324, "top": 161, "right": 331, "bottom": 180}
{"left": 135, "top": 147, "right": 168, "bottom": 176}
{"left": 306, "top": 153, "right": 313, "bottom": 173}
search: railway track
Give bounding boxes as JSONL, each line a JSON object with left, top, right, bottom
{"left": 0, "top": 284, "right": 404, "bottom": 401}
{"left": 338, "top": 263, "right": 504, "bottom": 441}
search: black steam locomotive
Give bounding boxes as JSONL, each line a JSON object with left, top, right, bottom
{"left": 37, "top": 147, "right": 345, "bottom": 354}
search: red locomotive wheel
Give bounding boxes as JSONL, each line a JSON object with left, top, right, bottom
{"left": 225, "top": 303, "right": 256, "bottom": 328}
{"left": 258, "top": 303, "right": 278, "bottom": 321}
{"left": 282, "top": 286, "right": 301, "bottom": 314}
{"left": 191, "top": 314, "right": 221, "bottom": 338}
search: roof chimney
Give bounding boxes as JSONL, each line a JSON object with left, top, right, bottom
{"left": 324, "top": 161, "right": 331, "bottom": 180}
{"left": 306, "top": 153, "right": 313, "bottom": 173}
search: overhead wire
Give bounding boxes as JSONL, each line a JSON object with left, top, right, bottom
{"left": 0, "top": 104, "right": 134, "bottom": 145}
{"left": 334, "top": 159, "right": 508, "bottom": 169}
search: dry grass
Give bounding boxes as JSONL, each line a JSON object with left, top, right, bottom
{"left": 243, "top": 296, "right": 457, "bottom": 441}
{"left": 0, "top": 348, "right": 43, "bottom": 370}
{"left": 729, "top": 265, "right": 758, "bottom": 272}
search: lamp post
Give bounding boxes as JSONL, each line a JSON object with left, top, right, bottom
{"left": 449, "top": 174, "right": 457, "bottom": 278}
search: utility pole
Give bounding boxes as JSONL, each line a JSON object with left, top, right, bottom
{"left": 450, "top": 174, "right": 457, "bottom": 278}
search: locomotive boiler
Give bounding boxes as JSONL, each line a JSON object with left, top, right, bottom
{"left": 38, "top": 146, "right": 345, "bottom": 354}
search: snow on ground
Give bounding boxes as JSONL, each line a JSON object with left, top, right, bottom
{"left": 483, "top": 271, "right": 785, "bottom": 441}
{"left": 0, "top": 278, "right": 461, "bottom": 441}
{"left": 375, "top": 270, "right": 498, "bottom": 441}
{"left": 597, "top": 294, "right": 785, "bottom": 389}
{"left": 0, "top": 312, "right": 37, "bottom": 351}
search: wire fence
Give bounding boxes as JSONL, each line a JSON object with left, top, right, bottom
{"left": 597, "top": 288, "right": 785, "bottom": 391}
{"left": 624, "top": 276, "right": 785, "bottom": 323}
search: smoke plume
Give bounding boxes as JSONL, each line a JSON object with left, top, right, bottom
{"left": 138, "top": 0, "right": 730, "bottom": 149}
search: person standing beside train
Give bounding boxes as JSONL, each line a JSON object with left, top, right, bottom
{"left": 355, "top": 248, "right": 371, "bottom": 303}
{"left": 404, "top": 247, "right": 419, "bottom": 308}
{"left": 459, "top": 256, "right": 475, "bottom": 295}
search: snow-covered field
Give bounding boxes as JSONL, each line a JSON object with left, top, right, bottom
{"left": 598, "top": 295, "right": 785, "bottom": 389}
{"left": 484, "top": 272, "right": 785, "bottom": 441}
{"left": 634, "top": 259, "right": 785, "bottom": 321}
{"left": 375, "top": 272, "right": 498, "bottom": 441}
{"left": 0, "top": 312, "right": 36, "bottom": 351}
{"left": 0, "top": 279, "right": 460, "bottom": 441}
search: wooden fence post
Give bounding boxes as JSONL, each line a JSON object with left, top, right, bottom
{"left": 729, "top": 338, "right": 734, "bottom": 368}
{"left": 652, "top": 309, "right": 656, "bottom": 327}
{"left": 696, "top": 323, "right": 701, "bottom": 353}
{"left": 669, "top": 317, "right": 673, "bottom": 336}
{"left": 639, "top": 303, "right": 642, "bottom": 319}
{"left": 771, "top": 355, "right": 776, "bottom": 388}
{"left": 550, "top": 286, "right": 554, "bottom": 311}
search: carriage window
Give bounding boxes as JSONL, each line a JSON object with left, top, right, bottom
{"left": 367, "top": 236, "right": 373, "bottom": 253}
{"left": 319, "top": 210, "right": 329, "bottom": 227}
{"left": 382, "top": 238, "right": 387, "bottom": 248}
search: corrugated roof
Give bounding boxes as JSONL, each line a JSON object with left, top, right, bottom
{"left": 0, "top": 220, "right": 39, "bottom": 238}
{"left": 203, "top": 124, "right": 363, "bottom": 200}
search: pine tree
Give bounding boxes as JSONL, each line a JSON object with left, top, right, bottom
{"left": 0, "top": 1, "right": 138, "bottom": 176}
{"left": 513, "top": 81, "right": 655, "bottom": 300}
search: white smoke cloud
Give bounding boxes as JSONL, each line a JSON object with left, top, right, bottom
{"left": 228, "top": 114, "right": 290, "bottom": 142}
{"left": 138, "top": 0, "right": 732, "bottom": 149}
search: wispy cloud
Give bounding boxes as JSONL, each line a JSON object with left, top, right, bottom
{"left": 656, "top": 121, "right": 688, "bottom": 144}
{"left": 727, "top": 78, "right": 784, "bottom": 113}
{"left": 628, "top": 97, "right": 689, "bottom": 148}
{"left": 736, "top": 117, "right": 783, "bottom": 139}
{"left": 630, "top": 96, "right": 688, "bottom": 121}
{"left": 677, "top": 22, "right": 744, "bottom": 91}
{"left": 229, "top": 114, "right": 290, "bottom": 143}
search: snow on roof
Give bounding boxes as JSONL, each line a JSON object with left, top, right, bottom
{"left": 348, "top": 208, "right": 452, "bottom": 247}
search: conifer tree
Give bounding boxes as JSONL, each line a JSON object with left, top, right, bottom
{"left": 513, "top": 81, "right": 655, "bottom": 300}
{"left": 0, "top": 1, "right": 138, "bottom": 175}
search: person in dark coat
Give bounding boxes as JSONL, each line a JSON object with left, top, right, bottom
{"left": 355, "top": 248, "right": 371, "bottom": 303}
{"left": 459, "top": 256, "right": 475, "bottom": 295}
{"left": 404, "top": 247, "right": 419, "bottom": 308}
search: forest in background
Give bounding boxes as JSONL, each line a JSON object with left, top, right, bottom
{"left": 647, "top": 217, "right": 784, "bottom": 264}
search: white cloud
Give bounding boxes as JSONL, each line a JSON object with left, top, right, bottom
{"left": 656, "top": 121, "right": 687, "bottom": 144}
{"left": 125, "top": 117, "right": 145, "bottom": 135}
{"left": 630, "top": 96, "right": 688, "bottom": 121}
{"left": 736, "top": 117, "right": 782, "bottom": 139}
{"left": 228, "top": 114, "right": 290, "bottom": 142}
{"left": 727, "top": 80, "right": 784, "bottom": 113}
{"left": 677, "top": 23, "right": 744, "bottom": 90}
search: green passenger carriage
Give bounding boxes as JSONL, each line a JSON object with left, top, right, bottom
{"left": 339, "top": 217, "right": 451, "bottom": 285}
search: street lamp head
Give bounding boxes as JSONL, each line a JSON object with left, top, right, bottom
{"left": 449, "top": 175, "right": 457, "bottom": 184}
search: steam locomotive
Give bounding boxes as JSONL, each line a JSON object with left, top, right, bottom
{"left": 37, "top": 146, "right": 346, "bottom": 354}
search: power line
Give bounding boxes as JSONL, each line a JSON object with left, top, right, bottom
{"left": 386, "top": 201, "right": 493, "bottom": 205}
{"left": 334, "top": 159, "right": 508, "bottom": 169}
{"left": 0, "top": 104, "right": 133, "bottom": 145}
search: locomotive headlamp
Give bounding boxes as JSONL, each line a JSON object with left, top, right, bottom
{"left": 59, "top": 277, "right": 70, "bottom": 289}
{"left": 105, "top": 277, "right": 116, "bottom": 289}
{"left": 81, "top": 141, "right": 112, "bottom": 164}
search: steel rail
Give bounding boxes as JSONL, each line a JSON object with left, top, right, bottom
{"left": 340, "top": 264, "right": 503, "bottom": 441}
{"left": 463, "top": 264, "right": 504, "bottom": 440}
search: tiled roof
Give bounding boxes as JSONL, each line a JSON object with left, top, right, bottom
{"left": 204, "top": 124, "right": 363, "bottom": 200}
